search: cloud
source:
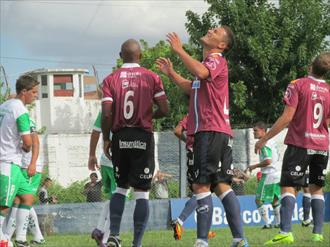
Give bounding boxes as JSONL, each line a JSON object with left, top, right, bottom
{"left": 2, "top": 0, "right": 208, "bottom": 60}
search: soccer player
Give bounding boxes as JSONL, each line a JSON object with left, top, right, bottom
{"left": 4, "top": 117, "right": 45, "bottom": 246}
{"left": 101, "top": 39, "right": 169, "bottom": 247}
{"left": 171, "top": 114, "right": 216, "bottom": 241}
{"left": 156, "top": 27, "right": 248, "bottom": 247}
{"left": 0, "top": 75, "right": 39, "bottom": 247}
{"left": 89, "top": 110, "right": 117, "bottom": 247}
{"left": 246, "top": 121, "right": 281, "bottom": 229}
{"left": 255, "top": 52, "right": 330, "bottom": 244}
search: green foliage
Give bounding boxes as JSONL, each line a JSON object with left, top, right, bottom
{"left": 185, "top": 0, "right": 330, "bottom": 125}
{"left": 47, "top": 180, "right": 88, "bottom": 204}
{"left": 244, "top": 176, "right": 258, "bottom": 195}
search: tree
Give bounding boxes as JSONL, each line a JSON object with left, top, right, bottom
{"left": 185, "top": 0, "right": 330, "bottom": 126}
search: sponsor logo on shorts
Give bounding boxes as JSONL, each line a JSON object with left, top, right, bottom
{"left": 139, "top": 174, "right": 152, "bottom": 179}
{"left": 119, "top": 140, "right": 147, "bottom": 150}
{"left": 295, "top": 166, "right": 301, "bottom": 172}
{"left": 226, "top": 169, "right": 234, "bottom": 175}
{"left": 317, "top": 175, "right": 325, "bottom": 181}
{"left": 144, "top": 168, "right": 149, "bottom": 174}
{"left": 322, "top": 169, "right": 327, "bottom": 175}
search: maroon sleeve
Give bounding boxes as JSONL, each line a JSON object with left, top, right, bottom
{"left": 178, "top": 115, "right": 188, "bottom": 130}
{"left": 283, "top": 80, "right": 299, "bottom": 108}
{"left": 203, "top": 54, "right": 225, "bottom": 81}
{"left": 153, "top": 74, "right": 167, "bottom": 101}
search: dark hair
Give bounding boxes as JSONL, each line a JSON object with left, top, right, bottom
{"left": 90, "top": 172, "right": 98, "bottom": 179}
{"left": 254, "top": 121, "right": 267, "bottom": 131}
{"left": 311, "top": 52, "right": 330, "bottom": 77}
{"left": 42, "top": 177, "right": 52, "bottom": 185}
{"left": 16, "top": 75, "right": 40, "bottom": 94}
{"left": 222, "top": 25, "right": 235, "bottom": 52}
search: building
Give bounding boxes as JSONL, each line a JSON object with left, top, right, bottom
{"left": 26, "top": 68, "right": 100, "bottom": 134}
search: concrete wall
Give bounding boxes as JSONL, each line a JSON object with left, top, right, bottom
{"left": 38, "top": 129, "right": 329, "bottom": 187}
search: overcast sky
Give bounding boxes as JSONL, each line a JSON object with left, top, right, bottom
{"left": 0, "top": 0, "right": 209, "bottom": 89}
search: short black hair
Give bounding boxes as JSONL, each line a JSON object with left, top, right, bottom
{"left": 16, "top": 75, "right": 40, "bottom": 94}
{"left": 312, "top": 52, "right": 330, "bottom": 77}
{"left": 90, "top": 172, "right": 98, "bottom": 178}
{"left": 254, "top": 121, "right": 267, "bottom": 131}
{"left": 222, "top": 25, "right": 235, "bottom": 52}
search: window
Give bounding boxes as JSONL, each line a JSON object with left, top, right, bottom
{"left": 53, "top": 74, "right": 73, "bottom": 97}
{"left": 42, "top": 93, "right": 48, "bottom": 98}
{"left": 41, "top": 75, "right": 47, "bottom": 86}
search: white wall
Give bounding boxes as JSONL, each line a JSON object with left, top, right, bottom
{"left": 39, "top": 130, "right": 330, "bottom": 187}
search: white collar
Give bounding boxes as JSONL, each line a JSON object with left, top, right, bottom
{"left": 308, "top": 75, "right": 325, "bottom": 83}
{"left": 209, "top": 53, "right": 223, "bottom": 57}
{"left": 121, "top": 63, "right": 140, "bottom": 68}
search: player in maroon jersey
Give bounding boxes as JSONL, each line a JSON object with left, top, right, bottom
{"left": 101, "top": 39, "right": 169, "bottom": 247}
{"left": 157, "top": 27, "right": 248, "bottom": 247}
{"left": 255, "top": 52, "right": 330, "bottom": 245}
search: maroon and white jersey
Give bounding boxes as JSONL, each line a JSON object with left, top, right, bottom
{"left": 102, "top": 63, "right": 167, "bottom": 133}
{"left": 179, "top": 114, "right": 194, "bottom": 151}
{"left": 187, "top": 53, "right": 233, "bottom": 137}
{"left": 283, "top": 76, "right": 330, "bottom": 151}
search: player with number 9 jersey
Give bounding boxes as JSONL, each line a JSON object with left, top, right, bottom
{"left": 283, "top": 76, "right": 330, "bottom": 151}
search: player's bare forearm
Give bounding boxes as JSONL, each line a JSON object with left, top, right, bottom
{"left": 89, "top": 130, "right": 100, "bottom": 156}
{"left": 168, "top": 70, "right": 192, "bottom": 95}
{"left": 153, "top": 99, "right": 169, "bottom": 119}
{"left": 29, "top": 133, "right": 39, "bottom": 169}
{"left": 175, "top": 49, "right": 209, "bottom": 80}
{"left": 101, "top": 103, "right": 112, "bottom": 142}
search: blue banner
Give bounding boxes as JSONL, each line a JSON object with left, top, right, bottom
{"left": 170, "top": 192, "right": 330, "bottom": 228}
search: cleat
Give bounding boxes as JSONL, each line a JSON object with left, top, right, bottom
{"left": 207, "top": 231, "right": 216, "bottom": 239}
{"left": 264, "top": 232, "right": 294, "bottom": 245}
{"left": 14, "top": 240, "right": 31, "bottom": 247}
{"left": 262, "top": 224, "right": 273, "bottom": 229}
{"left": 171, "top": 220, "right": 183, "bottom": 240}
{"left": 30, "top": 239, "right": 46, "bottom": 245}
{"left": 231, "top": 238, "right": 249, "bottom": 247}
{"left": 301, "top": 219, "right": 312, "bottom": 227}
{"left": 194, "top": 239, "right": 208, "bottom": 247}
{"left": 311, "top": 233, "right": 323, "bottom": 242}
{"left": 91, "top": 228, "right": 104, "bottom": 246}
{"left": 107, "top": 235, "right": 121, "bottom": 247}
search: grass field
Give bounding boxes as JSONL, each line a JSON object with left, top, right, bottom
{"left": 31, "top": 223, "right": 330, "bottom": 247}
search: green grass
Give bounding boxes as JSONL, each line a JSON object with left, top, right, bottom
{"left": 33, "top": 223, "right": 330, "bottom": 247}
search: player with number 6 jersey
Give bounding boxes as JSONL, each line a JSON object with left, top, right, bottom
{"left": 101, "top": 39, "right": 169, "bottom": 247}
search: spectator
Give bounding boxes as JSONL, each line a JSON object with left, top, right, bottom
{"left": 84, "top": 173, "right": 102, "bottom": 203}
{"left": 38, "top": 178, "right": 57, "bottom": 204}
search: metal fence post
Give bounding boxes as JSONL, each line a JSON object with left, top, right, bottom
{"left": 179, "top": 139, "right": 187, "bottom": 198}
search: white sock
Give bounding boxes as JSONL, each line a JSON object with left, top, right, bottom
{"left": 102, "top": 211, "right": 110, "bottom": 244}
{"left": 273, "top": 204, "right": 280, "bottom": 225}
{"left": 4, "top": 206, "right": 18, "bottom": 239}
{"left": 97, "top": 200, "right": 110, "bottom": 231}
{"left": 28, "top": 207, "right": 44, "bottom": 241}
{"left": 258, "top": 205, "right": 270, "bottom": 225}
{"left": 15, "top": 206, "right": 31, "bottom": 242}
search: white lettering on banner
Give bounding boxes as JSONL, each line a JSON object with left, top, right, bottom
{"left": 191, "top": 204, "right": 306, "bottom": 226}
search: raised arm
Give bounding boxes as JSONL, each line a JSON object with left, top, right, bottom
{"left": 166, "top": 32, "right": 210, "bottom": 80}
{"left": 156, "top": 57, "right": 192, "bottom": 94}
